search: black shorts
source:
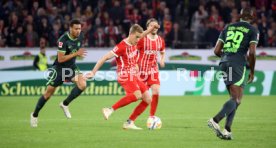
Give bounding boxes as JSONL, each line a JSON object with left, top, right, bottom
{"left": 46, "top": 65, "right": 81, "bottom": 87}
{"left": 219, "top": 62, "right": 246, "bottom": 88}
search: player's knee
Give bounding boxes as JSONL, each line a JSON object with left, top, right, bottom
{"left": 43, "top": 94, "right": 51, "bottom": 100}
{"left": 44, "top": 90, "right": 54, "bottom": 100}
{"left": 78, "top": 82, "right": 86, "bottom": 90}
{"left": 230, "top": 97, "right": 241, "bottom": 105}
{"left": 143, "top": 93, "right": 151, "bottom": 104}
{"left": 133, "top": 90, "right": 142, "bottom": 99}
{"left": 151, "top": 85, "right": 160, "bottom": 95}
{"left": 77, "top": 77, "right": 87, "bottom": 90}
{"left": 152, "top": 87, "right": 160, "bottom": 95}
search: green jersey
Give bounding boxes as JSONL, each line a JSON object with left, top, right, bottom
{"left": 53, "top": 31, "right": 84, "bottom": 68}
{"left": 218, "top": 21, "right": 259, "bottom": 65}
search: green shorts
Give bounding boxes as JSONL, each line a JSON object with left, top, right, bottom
{"left": 219, "top": 62, "right": 246, "bottom": 88}
{"left": 46, "top": 65, "right": 81, "bottom": 87}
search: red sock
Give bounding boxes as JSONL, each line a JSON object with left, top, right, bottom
{"left": 150, "top": 94, "right": 159, "bottom": 116}
{"left": 129, "top": 100, "right": 149, "bottom": 121}
{"left": 112, "top": 94, "right": 137, "bottom": 110}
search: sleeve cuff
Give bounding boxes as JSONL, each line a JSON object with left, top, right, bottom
{"left": 58, "top": 50, "right": 66, "bottom": 53}
{"left": 250, "top": 41, "right": 258, "bottom": 44}
{"left": 111, "top": 51, "right": 118, "bottom": 57}
{"left": 218, "top": 38, "right": 225, "bottom": 44}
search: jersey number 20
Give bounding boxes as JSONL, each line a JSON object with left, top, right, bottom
{"left": 224, "top": 31, "right": 244, "bottom": 53}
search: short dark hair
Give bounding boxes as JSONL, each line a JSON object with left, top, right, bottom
{"left": 146, "top": 18, "right": 158, "bottom": 27}
{"left": 129, "top": 24, "right": 143, "bottom": 34}
{"left": 70, "top": 19, "right": 81, "bottom": 27}
{"left": 240, "top": 8, "right": 254, "bottom": 21}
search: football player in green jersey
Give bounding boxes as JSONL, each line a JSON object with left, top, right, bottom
{"left": 208, "top": 8, "right": 259, "bottom": 140}
{"left": 30, "top": 19, "right": 87, "bottom": 127}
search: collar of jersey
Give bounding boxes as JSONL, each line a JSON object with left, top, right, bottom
{"left": 67, "top": 32, "right": 78, "bottom": 41}
{"left": 147, "top": 34, "right": 158, "bottom": 41}
{"left": 124, "top": 38, "right": 133, "bottom": 46}
{"left": 240, "top": 19, "right": 250, "bottom": 24}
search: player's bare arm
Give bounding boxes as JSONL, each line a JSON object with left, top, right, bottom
{"left": 160, "top": 52, "right": 165, "bottom": 68}
{"left": 86, "top": 51, "right": 115, "bottom": 78}
{"left": 247, "top": 43, "right": 256, "bottom": 84}
{"left": 214, "top": 40, "right": 224, "bottom": 57}
{"left": 141, "top": 24, "right": 160, "bottom": 38}
{"left": 58, "top": 48, "right": 87, "bottom": 63}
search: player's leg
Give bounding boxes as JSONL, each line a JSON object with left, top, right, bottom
{"left": 60, "top": 70, "right": 87, "bottom": 118}
{"left": 212, "top": 89, "right": 239, "bottom": 124}
{"left": 221, "top": 85, "right": 243, "bottom": 140}
{"left": 208, "top": 62, "right": 232, "bottom": 136}
{"left": 150, "top": 84, "right": 160, "bottom": 116}
{"left": 102, "top": 90, "right": 141, "bottom": 120}
{"left": 102, "top": 77, "right": 141, "bottom": 120}
{"left": 148, "top": 72, "right": 160, "bottom": 116}
{"left": 31, "top": 66, "right": 62, "bottom": 127}
{"left": 124, "top": 80, "right": 150, "bottom": 130}
{"left": 129, "top": 90, "right": 151, "bottom": 121}
{"left": 211, "top": 63, "right": 245, "bottom": 139}
{"left": 62, "top": 74, "right": 87, "bottom": 106}
{"left": 31, "top": 85, "right": 57, "bottom": 127}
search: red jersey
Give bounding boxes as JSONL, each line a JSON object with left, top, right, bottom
{"left": 112, "top": 39, "right": 138, "bottom": 76}
{"left": 137, "top": 35, "right": 165, "bottom": 75}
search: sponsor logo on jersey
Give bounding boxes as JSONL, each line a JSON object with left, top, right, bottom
{"left": 128, "top": 51, "right": 137, "bottom": 58}
{"left": 145, "top": 50, "right": 158, "bottom": 55}
{"left": 58, "top": 42, "right": 63, "bottom": 48}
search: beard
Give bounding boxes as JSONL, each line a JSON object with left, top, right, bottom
{"left": 151, "top": 32, "right": 157, "bottom": 35}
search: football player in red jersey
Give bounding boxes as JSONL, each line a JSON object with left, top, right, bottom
{"left": 86, "top": 23, "right": 159, "bottom": 129}
{"left": 136, "top": 18, "right": 165, "bottom": 117}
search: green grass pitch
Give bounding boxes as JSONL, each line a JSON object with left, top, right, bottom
{"left": 0, "top": 96, "right": 276, "bottom": 148}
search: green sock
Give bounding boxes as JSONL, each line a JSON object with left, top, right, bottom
{"left": 33, "top": 96, "right": 47, "bottom": 117}
{"left": 63, "top": 86, "right": 83, "bottom": 106}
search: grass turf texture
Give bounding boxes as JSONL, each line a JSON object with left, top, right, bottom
{"left": 0, "top": 96, "right": 276, "bottom": 148}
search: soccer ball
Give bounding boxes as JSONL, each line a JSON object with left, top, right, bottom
{"left": 147, "top": 116, "right": 162, "bottom": 130}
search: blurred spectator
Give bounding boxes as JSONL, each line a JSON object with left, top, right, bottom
{"left": 220, "top": 0, "right": 235, "bottom": 24}
{"left": 191, "top": 5, "right": 208, "bottom": 42}
{"left": 166, "top": 22, "right": 184, "bottom": 48}
{"left": 163, "top": 15, "right": 172, "bottom": 38}
{"left": 14, "top": 26, "right": 25, "bottom": 47}
{"left": 37, "top": 17, "right": 51, "bottom": 38}
{"left": 268, "top": 29, "right": 276, "bottom": 47}
{"left": 33, "top": 37, "right": 48, "bottom": 71}
{"left": 49, "top": 23, "right": 62, "bottom": 47}
{"left": 204, "top": 21, "right": 220, "bottom": 47}
{"left": 85, "top": 6, "right": 94, "bottom": 20}
{"left": 129, "top": 9, "right": 141, "bottom": 24}
{"left": 209, "top": 5, "right": 223, "bottom": 31}
{"left": 105, "top": 20, "right": 120, "bottom": 44}
{"left": 25, "top": 24, "right": 39, "bottom": 47}
{"left": 93, "top": 27, "right": 107, "bottom": 47}
{"left": 7, "top": 12, "right": 19, "bottom": 46}
{"left": 230, "top": 8, "right": 239, "bottom": 23}
{"left": 258, "top": 15, "right": 270, "bottom": 47}
{"left": 109, "top": 0, "right": 124, "bottom": 24}
{"left": 0, "top": 20, "right": 6, "bottom": 47}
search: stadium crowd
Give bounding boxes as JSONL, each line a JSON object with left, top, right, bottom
{"left": 0, "top": 0, "right": 276, "bottom": 48}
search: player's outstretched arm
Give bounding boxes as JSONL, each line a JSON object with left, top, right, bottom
{"left": 247, "top": 43, "right": 256, "bottom": 84}
{"left": 141, "top": 24, "right": 160, "bottom": 38}
{"left": 58, "top": 48, "right": 87, "bottom": 63}
{"left": 214, "top": 40, "right": 224, "bottom": 57}
{"left": 85, "top": 51, "right": 115, "bottom": 78}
